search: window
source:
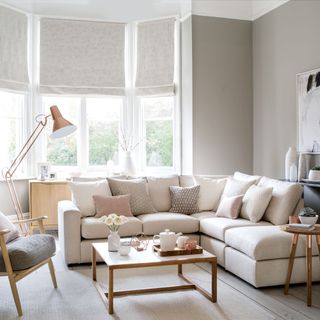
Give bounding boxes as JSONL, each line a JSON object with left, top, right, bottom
{"left": 142, "top": 97, "right": 174, "bottom": 168}
{"left": 0, "top": 91, "right": 25, "bottom": 175}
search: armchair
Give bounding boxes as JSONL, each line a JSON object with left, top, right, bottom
{"left": 0, "top": 216, "right": 57, "bottom": 316}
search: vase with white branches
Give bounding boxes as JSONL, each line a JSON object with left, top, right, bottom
{"left": 119, "top": 130, "right": 143, "bottom": 176}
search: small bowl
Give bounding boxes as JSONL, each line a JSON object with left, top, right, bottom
{"left": 299, "top": 215, "right": 318, "bottom": 225}
{"left": 119, "top": 241, "right": 131, "bottom": 256}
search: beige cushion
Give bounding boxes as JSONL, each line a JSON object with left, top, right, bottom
{"left": 81, "top": 216, "right": 142, "bottom": 239}
{"left": 200, "top": 216, "right": 271, "bottom": 241}
{"left": 179, "top": 175, "right": 195, "bottom": 187}
{"left": 225, "top": 226, "right": 319, "bottom": 261}
{"left": 108, "top": 178, "right": 156, "bottom": 215}
{"left": 147, "top": 176, "right": 179, "bottom": 212}
{"left": 70, "top": 180, "right": 112, "bottom": 217}
{"left": 221, "top": 178, "right": 254, "bottom": 199}
{"left": 191, "top": 211, "right": 216, "bottom": 220}
{"left": 169, "top": 185, "right": 200, "bottom": 214}
{"left": 93, "top": 195, "right": 133, "bottom": 218}
{"left": 240, "top": 185, "right": 273, "bottom": 223}
{"left": 0, "top": 211, "right": 19, "bottom": 243}
{"left": 233, "top": 171, "right": 262, "bottom": 184}
{"left": 258, "top": 177, "right": 303, "bottom": 225}
{"left": 194, "top": 176, "right": 227, "bottom": 211}
{"left": 216, "top": 195, "right": 243, "bottom": 219}
{"left": 138, "top": 212, "right": 199, "bottom": 235}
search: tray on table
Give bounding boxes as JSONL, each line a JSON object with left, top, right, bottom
{"left": 153, "top": 244, "right": 203, "bottom": 256}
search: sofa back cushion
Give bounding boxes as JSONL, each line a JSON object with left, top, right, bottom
{"left": 147, "top": 176, "right": 179, "bottom": 212}
{"left": 0, "top": 211, "right": 19, "bottom": 243}
{"left": 93, "top": 194, "right": 133, "bottom": 218}
{"left": 216, "top": 195, "right": 243, "bottom": 219}
{"left": 194, "top": 176, "right": 227, "bottom": 211}
{"left": 258, "top": 177, "right": 303, "bottom": 225}
{"left": 221, "top": 178, "right": 254, "bottom": 200}
{"left": 108, "top": 178, "right": 156, "bottom": 215}
{"left": 169, "top": 185, "right": 200, "bottom": 214}
{"left": 179, "top": 175, "right": 195, "bottom": 187}
{"left": 233, "top": 171, "right": 262, "bottom": 184}
{"left": 70, "top": 180, "right": 112, "bottom": 217}
{"left": 240, "top": 185, "right": 273, "bottom": 223}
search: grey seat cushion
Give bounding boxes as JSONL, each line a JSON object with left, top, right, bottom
{"left": 0, "top": 234, "right": 56, "bottom": 272}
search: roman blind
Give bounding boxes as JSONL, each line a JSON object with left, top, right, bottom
{"left": 0, "top": 5, "right": 29, "bottom": 91}
{"left": 40, "top": 18, "right": 125, "bottom": 95}
{"left": 135, "top": 18, "right": 176, "bottom": 96}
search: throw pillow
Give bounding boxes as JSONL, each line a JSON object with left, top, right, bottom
{"left": 147, "top": 176, "right": 179, "bottom": 212}
{"left": 0, "top": 211, "right": 19, "bottom": 243}
{"left": 169, "top": 185, "right": 200, "bottom": 214}
{"left": 108, "top": 178, "right": 156, "bottom": 215}
{"left": 216, "top": 195, "right": 243, "bottom": 219}
{"left": 258, "top": 177, "right": 303, "bottom": 225}
{"left": 233, "top": 171, "right": 262, "bottom": 184}
{"left": 221, "top": 178, "right": 255, "bottom": 200}
{"left": 194, "top": 177, "right": 227, "bottom": 211}
{"left": 70, "top": 180, "right": 112, "bottom": 217}
{"left": 240, "top": 185, "right": 273, "bottom": 223}
{"left": 93, "top": 194, "right": 133, "bottom": 218}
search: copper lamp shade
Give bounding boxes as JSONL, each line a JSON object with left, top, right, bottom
{"left": 49, "top": 105, "right": 77, "bottom": 139}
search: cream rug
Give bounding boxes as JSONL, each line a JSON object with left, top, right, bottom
{"left": 0, "top": 249, "right": 277, "bottom": 320}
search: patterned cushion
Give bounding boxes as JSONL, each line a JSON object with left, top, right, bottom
{"left": 108, "top": 178, "right": 156, "bottom": 215}
{"left": 169, "top": 185, "right": 200, "bottom": 214}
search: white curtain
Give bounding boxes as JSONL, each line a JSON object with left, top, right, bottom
{"left": 135, "top": 18, "right": 176, "bottom": 96}
{"left": 0, "top": 6, "right": 29, "bottom": 91}
{"left": 40, "top": 18, "right": 126, "bottom": 95}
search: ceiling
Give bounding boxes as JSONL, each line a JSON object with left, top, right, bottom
{"left": 0, "top": 0, "right": 290, "bottom": 21}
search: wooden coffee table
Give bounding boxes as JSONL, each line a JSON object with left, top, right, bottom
{"left": 92, "top": 242, "right": 217, "bottom": 314}
{"left": 281, "top": 224, "right": 320, "bottom": 306}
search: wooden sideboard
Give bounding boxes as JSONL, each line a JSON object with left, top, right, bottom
{"left": 29, "top": 180, "right": 71, "bottom": 229}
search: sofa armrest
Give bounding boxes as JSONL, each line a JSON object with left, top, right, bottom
{"left": 58, "top": 200, "right": 81, "bottom": 264}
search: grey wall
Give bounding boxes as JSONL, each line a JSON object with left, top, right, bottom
{"left": 192, "top": 15, "right": 253, "bottom": 175}
{"left": 253, "top": 0, "right": 320, "bottom": 178}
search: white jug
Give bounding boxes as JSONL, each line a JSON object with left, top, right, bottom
{"left": 153, "top": 229, "right": 182, "bottom": 251}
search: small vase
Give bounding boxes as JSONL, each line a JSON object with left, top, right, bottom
{"left": 123, "top": 151, "right": 136, "bottom": 176}
{"left": 108, "top": 231, "right": 120, "bottom": 252}
{"left": 285, "top": 147, "right": 297, "bottom": 180}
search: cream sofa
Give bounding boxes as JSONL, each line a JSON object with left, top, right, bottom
{"left": 58, "top": 173, "right": 320, "bottom": 287}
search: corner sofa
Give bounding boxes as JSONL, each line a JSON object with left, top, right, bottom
{"left": 58, "top": 172, "right": 320, "bottom": 288}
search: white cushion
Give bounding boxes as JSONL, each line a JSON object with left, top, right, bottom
{"left": 69, "top": 180, "right": 112, "bottom": 217}
{"left": 191, "top": 211, "right": 217, "bottom": 220}
{"left": 81, "top": 216, "right": 142, "bottom": 239}
{"left": 233, "top": 171, "right": 261, "bottom": 184}
{"left": 200, "top": 216, "right": 271, "bottom": 241}
{"left": 147, "top": 176, "right": 179, "bottom": 212}
{"left": 0, "top": 211, "right": 19, "bottom": 243}
{"left": 240, "top": 185, "right": 273, "bottom": 222}
{"left": 225, "top": 226, "right": 319, "bottom": 261}
{"left": 258, "top": 177, "right": 303, "bottom": 225}
{"left": 138, "top": 212, "right": 199, "bottom": 235}
{"left": 179, "top": 175, "right": 195, "bottom": 187}
{"left": 194, "top": 176, "right": 227, "bottom": 211}
{"left": 221, "top": 178, "right": 254, "bottom": 199}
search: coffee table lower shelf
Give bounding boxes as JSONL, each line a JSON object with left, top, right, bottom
{"left": 92, "top": 244, "right": 217, "bottom": 315}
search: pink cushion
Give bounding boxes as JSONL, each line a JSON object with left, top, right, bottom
{"left": 216, "top": 195, "right": 243, "bottom": 219}
{"left": 93, "top": 195, "right": 133, "bottom": 218}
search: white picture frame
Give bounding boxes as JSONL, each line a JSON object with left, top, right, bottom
{"left": 297, "top": 67, "right": 320, "bottom": 153}
{"left": 37, "top": 162, "right": 51, "bottom": 180}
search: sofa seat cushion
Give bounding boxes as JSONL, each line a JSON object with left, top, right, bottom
{"left": 191, "top": 211, "right": 216, "bottom": 220}
{"left": 225, "top": 226, "right": 319, "bottom": 261}
{"left": 81, "top": 217, "right": 142, "bottom": 239}
{"left": 200, "top": 217, "right": 271, "bottom": 241}
{"left": 0, "top": 234, "right": 56, "bottom": 272}
{"left": 138, "top": 212, "right": 199, "bottom": 235}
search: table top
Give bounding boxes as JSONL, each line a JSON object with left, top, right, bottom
{"left": 281, "top": 224, "right": 320, "bottom": 235}
{"left": 92, "top": 242, "right": 216, "bottom": 269}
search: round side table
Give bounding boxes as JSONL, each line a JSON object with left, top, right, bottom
{"left": 281, "top": 224, "right": 320, "bottom": 306}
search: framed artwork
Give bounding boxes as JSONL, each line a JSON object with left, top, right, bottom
{"left": 297, "top": 67, "right": 320, "bottom": 153}
{"left": 37, "top": 162, "right": 50, "bottom": 180}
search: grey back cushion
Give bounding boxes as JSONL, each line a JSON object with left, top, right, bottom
{"left": 0, "top": 234, "right": 56, "bottom": 272}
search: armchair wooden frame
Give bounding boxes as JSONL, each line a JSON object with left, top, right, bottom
{"left": 0, "top": 216, "right": 57, "bottom": 316}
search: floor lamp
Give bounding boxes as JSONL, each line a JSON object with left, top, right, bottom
{"left": 3, "top": 105, "right": 76, "bottom": 234}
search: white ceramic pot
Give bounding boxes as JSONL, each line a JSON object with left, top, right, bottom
{"left": 285, "top": 147, "right": 297, "bottom": 180}
{"left": 308, "top": 170, "right": 320, "bottom": 181}
{"left": 299, "top": 215, "right": 318, "bottom": 225}
{"left": 108, "top": 231, "right": 120, "bottom": 252}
